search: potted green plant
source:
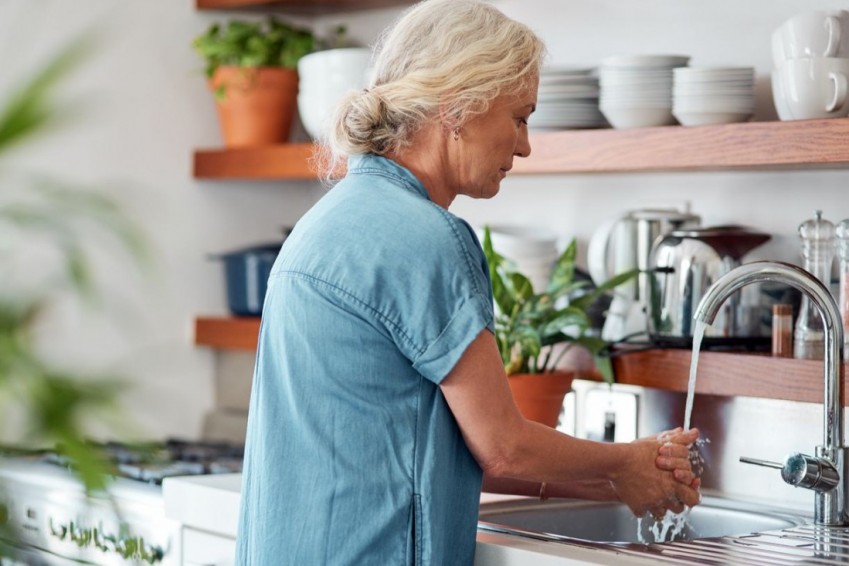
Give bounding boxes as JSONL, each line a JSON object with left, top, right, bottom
{"left": 0, "top": 38, "right": 150, "bottom": 494}
{"left": 482, "top": 226, "right": 637, "bottom": 427}
{"left": 192, "top": 17, "right": 314, "bottom": 147}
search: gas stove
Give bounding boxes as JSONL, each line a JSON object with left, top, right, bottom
{"left": 0, "top": 439, "right": 244, "bottom": 565}
{"left": 38, "top": 439, "right": 244, "bottom": 485}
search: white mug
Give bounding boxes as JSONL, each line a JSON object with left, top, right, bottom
{"left": 770, "top": 70, "right": 794, "bottom": 120}
{"left": 772, "top": 10, "right": 849, "bottom": 69}
{"left": 778, "top": 57, "right": 849, "bottom": 119}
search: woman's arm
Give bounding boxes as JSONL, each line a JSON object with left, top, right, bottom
{"left": 440, "top": 329, "right": 700, "bottom": 516}
{"left": 482, "top": 475, "right": 619, "bottom": 501}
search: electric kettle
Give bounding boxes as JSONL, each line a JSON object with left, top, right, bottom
{"left": 587, "top": 208, "right": 701, "bottom": 341}
{"left": 647, "top": 225, "right": 772, "bottom": 346}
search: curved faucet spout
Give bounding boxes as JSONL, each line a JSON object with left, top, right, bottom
{"left": 693, "top": 260, "right": 846, "bottom": 525}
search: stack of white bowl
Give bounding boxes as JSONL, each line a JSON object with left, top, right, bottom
{"left": 771, "top": 10, "right": 849, "bottom": 120}
{"left": 672, "top": 67, "right": 755, "bottom": 126}
{"left": 480, "top": 225, "right": 559, "bottom": 294}
{"left": 528, "top": 67, "right": 607, "bottom": 130}
{"left": 297, "top": 47, "right": 372, "bottom": 140}
{"left": 598, "top": 54, "right": 690, "bottom": 129}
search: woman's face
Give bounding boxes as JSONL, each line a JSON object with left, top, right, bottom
{"left": 451, "top": 76, "right": 538, "bottom": 200}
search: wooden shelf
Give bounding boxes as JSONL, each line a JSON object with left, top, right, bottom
{"left": 193, "top": 317, "right": 846, "bottom": 405}
{"left": 195, "top": 316, "right": 260, "bottom": 350}
{"left": 194, "top": 143, "right": 321, "bottom": 180}
{"left": 612, "top": 348, "right": 848, "bottom": 405}
{"left": 193, "top": 118, "right": 849, "bottom": 180}
{"left": 515, "top": 117, "right": 849, "bottom": 174}
{"left": 196, "top": 0, "right": 413, "bottom": 13}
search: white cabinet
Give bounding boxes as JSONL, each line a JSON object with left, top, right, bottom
{"left": 182, "top": 527, "right": 236, "bottom": 566}
{"left": 162, "top": 474, "right": 242, "bottom": 566}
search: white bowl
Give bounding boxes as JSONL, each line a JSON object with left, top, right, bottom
{"left": 673, "top": 100, "right": 755, "bottom": 113}
{"left": 673, "top": 84, "right": 754, "bottom": 95}
{"left": 601, "top": 54, "right": 690, "bottom": 68}
{"left": 297, "top": 47, "right": 372, "bottom": 84}
{"left": 673, "top": 66, "right": 754, "bottom": 79}
{"left": 672, "top": 109, "right": 753, "bottom": 126}
{"left": 479, "top": 225, "right": 559, "bottom": 260}
{"left": 599, "top": 104, "right": 676, "bottom": 128}
{"left": 296, "top": 48, "right": 372, "bottom": 139}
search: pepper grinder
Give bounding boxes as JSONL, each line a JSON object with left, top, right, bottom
{"left": 794, "top": 210, "right": 835, "bottom": 359}
{"left": 837, "top": 218, "right": 849, "bottom": 357}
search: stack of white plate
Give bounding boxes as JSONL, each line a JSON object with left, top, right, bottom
{"left": 672, "top": 67, "right": 755, "bottom": 126}
{"left": 599, "top": 54, "right": 690, "bottom": 129}
{"left": 528, "top": 67, "right": 607, "bottom": 130}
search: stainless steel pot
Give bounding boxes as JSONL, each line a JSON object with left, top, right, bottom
{"left": 647, "top": 225, "right": 771, "bottom": 345}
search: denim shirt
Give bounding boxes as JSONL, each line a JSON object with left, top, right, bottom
{"left": 236, "top": 154, "right": 495, "bottom": 565}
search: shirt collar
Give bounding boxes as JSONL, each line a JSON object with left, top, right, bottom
{"left": 347, "top": 154, "right": 431, "bottom": 202}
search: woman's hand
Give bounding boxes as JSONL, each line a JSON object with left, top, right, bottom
{"left": 655, "top": 427, "right": 701, "bottom": 488}
{"left": 610, "top": 428, "right": 701, "bottom": 518}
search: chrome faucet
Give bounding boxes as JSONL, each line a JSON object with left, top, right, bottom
{"left": 693, "top": 261, "right": 846, "bottom": 526}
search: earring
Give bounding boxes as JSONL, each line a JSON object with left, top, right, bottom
{"left": 453, "top": 128, "right": 460, "bottom": 141}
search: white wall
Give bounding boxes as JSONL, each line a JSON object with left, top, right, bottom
{"left": 3, "top": 0, "right": 848, "bottom": 440}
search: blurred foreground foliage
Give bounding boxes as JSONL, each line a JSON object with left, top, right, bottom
{"left": 0, "top": 37, "right": 150, "bottom": 494}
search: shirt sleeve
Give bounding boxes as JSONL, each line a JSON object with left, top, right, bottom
{"left": 411, "top": 292, "right": 494, "bottom": 384}
{"left": 399, "top": 217, "right": 495, "bottom": 385}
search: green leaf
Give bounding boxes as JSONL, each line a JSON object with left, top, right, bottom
{"left": 594, "top": 354, "right": 614, "bottom": 384}
{"left": 546, "top": 238, "right": 577, "bottom": 294}
{"left": 0, "top": 36, "right": 92, "bottom": 153}
{"left": 539, "top": 306, "right": 589, "bottom": 337}
{"left": 570, "top": 268, "right": 638, "bottom": 310}
{"left": 507, "top": 271, "right": 533, "bottom": 302}
{"left": 192, "top": 16, "right": 314, "bottom": 77}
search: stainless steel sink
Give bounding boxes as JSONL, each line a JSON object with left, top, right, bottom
{"left": 478, "top": 494, "right": 808, "bottom": 544}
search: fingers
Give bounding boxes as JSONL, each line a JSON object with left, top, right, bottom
{"left": 658, "top": 442, "right": 691, "bottom": 459}
{"left": 655, "top": 450, "right": 694, "bottom": 476}
{"left": 658, "top": 427, "right": 699, "bottom": 445}
{"left": 655, "top": 428, "right": 701, "bottom": 483}
{"left": 673, "top": 468, "right": 695, "bottom": 485}
{"left": 674, "top": 482, "right": 702, "bottom": 508}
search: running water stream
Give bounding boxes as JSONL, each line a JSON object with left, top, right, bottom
{"left": 638, "top": 320, "right": 709, "bottom": 544}
{"left": 684, "top": 320, "right": 708, "bottom": 432}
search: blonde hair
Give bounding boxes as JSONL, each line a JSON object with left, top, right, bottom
{"left": 318, "top": 0, "right": 545, "bottom": 181}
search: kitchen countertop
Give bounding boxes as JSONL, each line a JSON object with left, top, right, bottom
{"left": 161, "top": 474, "right": 657, "bottom": 565}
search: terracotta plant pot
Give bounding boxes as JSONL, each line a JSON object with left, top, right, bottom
{"left": 507, "top": 371, "right": 575, "bottom": 428}
{"left": 210, "top": 66, "right": 299, "bottom": 147}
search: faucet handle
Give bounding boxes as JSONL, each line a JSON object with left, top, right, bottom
{"left": 739, "top": 456, "right": 784, "bottom": 470}
{"left": 740, "top": 453, "right": 840, "bottom": 492}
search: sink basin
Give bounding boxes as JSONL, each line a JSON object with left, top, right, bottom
{"left": 478, "top": 495, "right": 809, "bottom": 544}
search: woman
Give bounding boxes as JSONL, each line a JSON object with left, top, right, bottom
{"left": 236, "top": 1, "right": 700, "bottom": 564}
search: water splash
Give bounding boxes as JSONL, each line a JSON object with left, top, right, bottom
{"left": 636, "top": 437, "right": 710, "bottom": 544}
{"left": 637, "top": 509, "right": 691, "bottom": 544}
{"left": 637, "top": 322, "right": 708, "bottom": 544}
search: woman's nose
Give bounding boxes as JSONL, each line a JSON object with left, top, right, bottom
{"left": 515, "top": 128, "right": 531, "bottom": 158}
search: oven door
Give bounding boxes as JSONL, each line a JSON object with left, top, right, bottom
{"left": 1, "top": 539, "right": 88, "bottom": 566}
{"left": 2, "top": 477, "right": 180, "bottom": 566}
